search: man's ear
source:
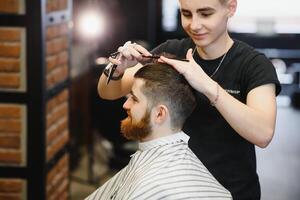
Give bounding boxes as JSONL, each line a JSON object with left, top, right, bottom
{"left": 152, "top": 104, "right": 169, "bottom": 124}
{"left": 227, "top": 0, "right": 237, "bottom": 18}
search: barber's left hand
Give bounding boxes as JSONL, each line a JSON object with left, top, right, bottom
{"left": 159, "top": 48, "right": 213, "bottom": 94}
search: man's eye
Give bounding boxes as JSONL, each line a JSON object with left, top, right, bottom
{"left": 132, "top": 97, "right": 138, "bottom": 102}
{"left": 181, "top": 12, "right": 192, "bottom": 17}
{"left": 201, "top": 12, "right": 213, "bottom": 17}
{"left": 129, "top": 95, "right": 138, "bottom": 102}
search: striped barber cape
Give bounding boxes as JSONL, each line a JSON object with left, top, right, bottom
{"left": 85, "top": 131, "right": 232, "bottom": 200}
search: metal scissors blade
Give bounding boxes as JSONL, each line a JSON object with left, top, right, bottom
{"left": 106, "top": 63, "right": 118, "bottom": 85}
{"left": 142, "top": 55, "right": 189, "bottom": 62}
{"left": 110, "top": 51, "right": 119, "bottom": 58}
{"left": 106, "top": 51, "right": 121, "bottom": 85}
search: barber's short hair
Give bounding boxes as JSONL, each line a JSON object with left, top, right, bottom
{"left": 134, "top": 62, "right": 196, "bottom": 129}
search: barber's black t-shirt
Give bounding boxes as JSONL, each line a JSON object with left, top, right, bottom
{"left": 152, "top": 38, "right": 281, "bottom": 200}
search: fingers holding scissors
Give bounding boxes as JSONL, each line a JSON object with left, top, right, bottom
{"left": 105, "top": 41, "right": 151, "bottom": 85}
{"left": 117, "top": 41, "right": 152, "bottom": 61}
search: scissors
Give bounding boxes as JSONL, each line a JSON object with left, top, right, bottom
{"left": 106, "top": 52, "right": 120, "bottom": 85}
{"left": 106, "top": 52, "right": 189, "bottom": 84}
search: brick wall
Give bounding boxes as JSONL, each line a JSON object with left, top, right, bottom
{"left": 0, "top": 178, "right": 26, "bottom": 200}
{"left": 46, "top": 89, "right": 69, "bottom": 161}
{"left": 1, "top": 0, "right": 71, "bottom": 199}
{"left": 0, "top": 27, "right": 26, "bottom": 92}
{"left": 46, "top": 23, "right": 69, "bottom": 90}
{"left": 0, "top": 104, "right": 26, "bottom": 166}
{"left": 46, "top": 154, "right": 69, "bottom": 200}
{"left": 46, "top": 0, "right": 68, "bottom": 13}
{"left": 0, "top": 0, "right": 25, "bottom": 14}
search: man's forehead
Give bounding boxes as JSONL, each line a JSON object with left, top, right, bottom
{"left": 132, "top": 79, "right": 146, "bottom": 97}
{"left": 132, "top": 78, "right": 145, "bottom": 90}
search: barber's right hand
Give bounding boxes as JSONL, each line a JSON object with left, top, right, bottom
{"left": 109, "top": 41, "right": 152, "bottom": 75}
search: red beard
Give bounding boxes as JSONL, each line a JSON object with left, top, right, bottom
{"left": 120, "top": 111, "right": 152, "bottom": 141}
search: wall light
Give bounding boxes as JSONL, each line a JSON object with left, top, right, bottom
{"left": 77, "top": 9, "right": 105, "bottom": 40}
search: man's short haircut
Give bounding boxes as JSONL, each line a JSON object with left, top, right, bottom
{"left": 134, "top": 62, "right": 196, "bottom": 130}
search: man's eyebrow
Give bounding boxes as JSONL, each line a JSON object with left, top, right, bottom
{"left": 181, "top": 7, "right": 215, "bottom": 13}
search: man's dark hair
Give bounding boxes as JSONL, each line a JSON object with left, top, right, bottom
{"left": 134, "top": 62, "right": 196, "bottom": 130}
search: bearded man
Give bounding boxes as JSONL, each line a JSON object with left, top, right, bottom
{"left": 86, "top": 63, "right": 232, "bottom": 200}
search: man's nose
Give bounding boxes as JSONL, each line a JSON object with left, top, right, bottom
{"left": 123, "top": 98, "right": 131, "bottom": 110}
{"left": 190, "top": 16, "right": 203, "bottom": 30}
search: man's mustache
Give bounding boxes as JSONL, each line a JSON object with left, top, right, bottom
{"left": 125, "top": 110, "right": 131, "bottom": 117}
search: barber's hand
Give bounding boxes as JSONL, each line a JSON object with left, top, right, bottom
{"left": 159, "top": 48, "right": 212, "bottom": 93}
{"left": 109, "top": 41, "right": 152, "bottom": 75}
